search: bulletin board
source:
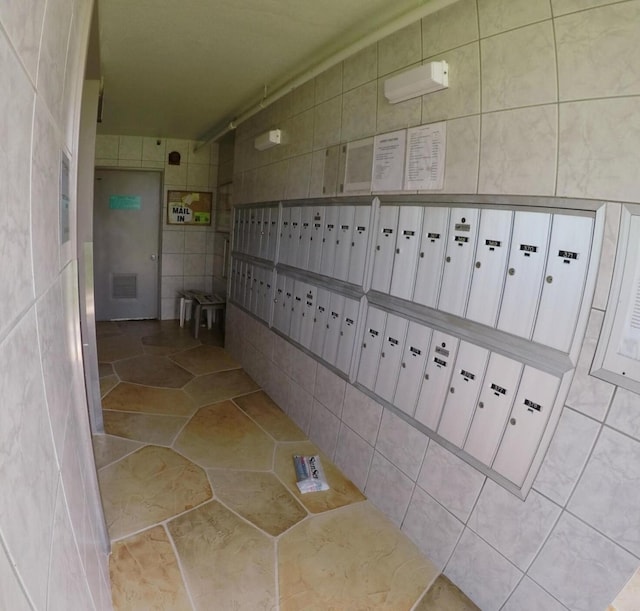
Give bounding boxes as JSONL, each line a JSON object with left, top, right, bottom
{"left": 167, "top": 190, "right": 212, "bottom": 225}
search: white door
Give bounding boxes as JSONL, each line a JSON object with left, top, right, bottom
{"left": 94, "top": 169, "right": 161, "bottom": 320}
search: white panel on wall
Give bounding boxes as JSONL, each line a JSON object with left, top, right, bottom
{"left": 466, "top": 209, "right": 513, "bottom": 326}
{"left": 279, "top": 207, "right": 291, "bottom": 265}
{"left": 308, "top": 206, "right": 325, "bottom": 273}
{"left": 394, "top": 321, "right": 432, "bottom": 417}
{"left": 438, "top": 208, "right": 479, "bottom": 316}
{"left": 492, "top": 367, "right": 560, "bottom": 487}
{"left": 320, "top": 207, "right": 340, "bottom": 277}
{"left": 259, "top": 208, "right": 270, "bottom": 260}
{"left": 437, "top": 342, "right": 489, "bottom": 448}
{"left": 250, "top": 208, "right": 262, "bottom": 257}
{"left": 464, "top": 353, "right": 523, "bottom": 467}
{"left": 415, "top": 331, "right": 460, "bottom": 430}
{"left": 413, "top": 206, "right": 450, "bottom": 307}
{"left": 390, "top": 206, "right": 423, "bottom": 300}
{"left": 335, "top": 297, "right": 360, "bottom": 374}
{"left": 261, "top": 269, "right": 273, "bottom": 323}
{"left": 267, "top": 206, "right": 279, "bottom": 261}
{"left": 498, "top": 211, "right": 551, "bottom": 339}
{"left": 357, "top": 306, "right": 387, "bottom": 391}
{"left": 374, "top": 313, "right": 409, "bottom": 402}
{"left": 273, "top": 273, "right": 287, "bottom": 332}
{"left": 299, "top": 283, "right": 316, "bottom": 349}
{"left": 289, "top": 207, "right": 302, "bottom": 267}
{"left": 297, "top": 207, "right": 313, "bottom": 270}
{"left": 322, "top": 292, "right": 345, "bottom": 366}
{"left": 289, "top": 280, "right": 305, "bottom": 343}
{"left": 233, "top": 208, "right": 242, "bottom": 253}
{"left": 311, "top": 287, "right": 331, "bottom": 356}
{"left": 348, "top": 206, "right": 371, "bottom": 286}
{"left": 371, "top": 206, "right": 400, "bottom": 293}
{"left": 533, "top": 214, "right": 594, "bottom": 351}
{"left": 250, "top": 265, "right": 260, "bottom": 314}
{"left": 333, "top": 206, "right": 355, "bottom": 281}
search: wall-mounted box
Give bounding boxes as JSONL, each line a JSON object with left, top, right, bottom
{"left": 593, "top": 204, "right": 640, "bottom": 392}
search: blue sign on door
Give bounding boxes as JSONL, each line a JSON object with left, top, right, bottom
{"left": 109, "top": 195, "right": 141, "bottom": 210}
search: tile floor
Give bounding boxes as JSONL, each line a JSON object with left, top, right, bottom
{"left": 94, "top": 319, "right": 479, "bottom": 610}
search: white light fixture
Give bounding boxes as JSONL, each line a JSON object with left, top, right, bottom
{"left": 384, "top": 61, "right": 449, "bottom": 104}
{"left": 254, "top": 129, "right": 282, "bottom": 151}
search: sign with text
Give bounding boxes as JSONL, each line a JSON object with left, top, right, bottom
{"left": 167, "top": 190, "right": 212, "bottom": 225}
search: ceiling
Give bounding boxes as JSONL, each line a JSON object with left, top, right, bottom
{"left": 96, "top": 0, "right": 450, "bottom": 140}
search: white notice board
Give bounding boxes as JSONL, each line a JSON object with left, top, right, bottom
{"left": 404, "top": 122, "right": 446, "bottom": 191}
{"left": 371, "top": 130, "right": 406, "bottom": 192}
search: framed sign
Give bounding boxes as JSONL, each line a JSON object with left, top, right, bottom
{"left": 167, "top": 190, "right": 212, "bottom": 225}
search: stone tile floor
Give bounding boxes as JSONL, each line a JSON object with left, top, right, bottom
{"left": 94, "top": 319, "right": 478, "bottom": 610}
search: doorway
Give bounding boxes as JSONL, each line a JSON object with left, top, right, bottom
{"left": 94, "top": 169, "right": 162, "bottom": 320}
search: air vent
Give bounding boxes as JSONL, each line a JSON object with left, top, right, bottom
{"left": 112, "top": 274, "right": 137, "bottom": 299}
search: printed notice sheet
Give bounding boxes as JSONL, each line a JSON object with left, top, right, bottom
{"left": 404, "top": 122, "right": 446, "bottom": 191}
{"left": 371, "top": 130, "right": 406, "bottom": 192}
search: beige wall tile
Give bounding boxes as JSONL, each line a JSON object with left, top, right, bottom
{"left": 558, "top": 98, "right": 640, "bottom": 201}
{"left": 378, "top": 21, "right": 422, "bottom": 77}
{"left": 315, "top": 62, "right": 343, "bottom": 104}
{"left": 479, "top": 104, "right": 557, "bottom": 195}
{"left": 422, "top": 0, "right": 479, "bottom": 58}
{"left": 552, "top": 0, "right": 622, "bottom": 17}
{"left": 341, "top": 81, "right": 377, "bottom": 143}
{"left": 478, "top": 0, "right": 551, "bottom": 37}
{"left": 481, "top": 21, "right": 557, "bottom": 112}
{"left": 343, "top": 43, "right": 378, "bottom": 91}
{"left": 556, "top": 2, "right": 640, "bottom": 101}
{"left": 442, "top": 114, "right": 480, "bottom": 194}
{"left": 313, "top": 96, "right": 342, "bottom": 150}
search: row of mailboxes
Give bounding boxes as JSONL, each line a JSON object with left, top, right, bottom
{"left": 233, "top": 206, "right": 279, "bottom": 261}
{"left": 278, "top": 205, "right": 371, "bottom": 285}
{"left": 272, "top": 273, "right": 360, "bottom": 375}
{"left": 230, "top": 259, "right": 273, "bottom": 324}
{"left": 357, "top": 305, "right": 561, "bottom": 487}
{"left": 371, "top": 206, "right": 594, "bottom": 353}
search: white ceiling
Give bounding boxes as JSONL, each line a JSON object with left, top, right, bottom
{"left": 96, "top": 0, "right": 449, "bottom": 140}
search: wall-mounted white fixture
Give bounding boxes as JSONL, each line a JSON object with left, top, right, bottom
{"left": 254, "top": 129, "right": 282, "bottom": 151}
{"left": 384, "top": 61, "right": 449, "bottom": 104}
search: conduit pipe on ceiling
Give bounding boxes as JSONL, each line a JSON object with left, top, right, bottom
{"left": 193, "top": 0, "right": 458, "bottom": 151}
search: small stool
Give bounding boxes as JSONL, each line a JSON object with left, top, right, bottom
{"left": 190, "top": 292, "right": 226, "bottom": 339}
{"left": 178, "top": 291, "right": 196, "bottom": 328}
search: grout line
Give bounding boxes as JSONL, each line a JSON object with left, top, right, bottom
{"left": 163, "top": 523, "right": 198, "bottom": 611}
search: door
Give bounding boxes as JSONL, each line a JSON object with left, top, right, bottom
{"left": 94, "top": 169, "right": 161, "bottom": 320}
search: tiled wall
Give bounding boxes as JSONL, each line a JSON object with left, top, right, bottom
{"left": 95, "top": 135, "right": 220, "bottom": 319}
{"left": 227, "top": 1, "right": 640, "bottom": 609}
{"left": 0, "top": 0, "right": 112, "bottom": 609}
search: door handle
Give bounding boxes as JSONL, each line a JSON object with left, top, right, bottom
{"left": 150, "top": 254, "right": 158, "bottom": 261}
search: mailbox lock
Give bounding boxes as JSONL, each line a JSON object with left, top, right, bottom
{"left": 449, "top": 387, "right": 455, "bottom": 394}
{"left": 510, "top": 417, "right": 517, "bottom": 425}
{"left": 396, "top": 248, "right": 400, "bottom": 254}
{"left": 401, "top": 362, "right": 406, "bottom": 368}
{"left": 381, "top": 351, "right": 386, "bottom": 358}
{"left": 478, "top": 401, "right": 484, "bottom": 409}
{"left": 424, "top": 373, "right": 430, "bottom": 380}
{"left": 376, "top": 245, "right": 381, "bottom": 251}
{"left": 546, "top": 275, "right": 553, "bottom": 283}
{"left": 508, "top": 267, "right": 516, "bottom": 276}
{"left": 475, "top": 261, "right": 481, "bottom": 268}
{"left": 363, "top": 342, "right": 367, "bottom": 348}
{"left": 420, "top": 252, "right": 425, "bottom": 258}
{"left": 446, "top": 256, "right": 451, "bottom": 263}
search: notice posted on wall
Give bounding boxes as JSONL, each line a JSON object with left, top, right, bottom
{"left": 404, "top": 122, "right": 446, "bottom": 191}
{"left": 371, "top": 130, "right": 406, "bottom": 192}
{"left": 167, "top": 190, "right": 212, "bottom": 225}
